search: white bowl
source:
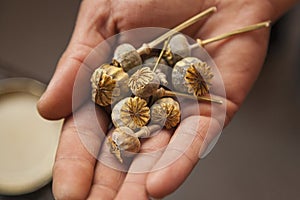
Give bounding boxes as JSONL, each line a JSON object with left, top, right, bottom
{"left": 0, "top": 78, "right": 63, "bottom": 195}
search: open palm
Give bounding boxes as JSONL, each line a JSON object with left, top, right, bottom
{"left": 37, "top": 0, "right": 275, "bottom": 199}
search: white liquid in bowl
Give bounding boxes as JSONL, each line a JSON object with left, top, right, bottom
{"left": 0, "top": 91, "right": 62, "bottom": 195}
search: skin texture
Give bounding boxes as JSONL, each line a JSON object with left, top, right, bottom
{"left": 37, "top": 0, "right": 298, "bottom": 199}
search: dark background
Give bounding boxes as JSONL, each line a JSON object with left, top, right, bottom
{"left": 0, "top": 1, "right": 299, "bottom": 199}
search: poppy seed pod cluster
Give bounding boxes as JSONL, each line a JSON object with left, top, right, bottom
{"left": 90, "top": 6, "right": 271, "bottom": 163}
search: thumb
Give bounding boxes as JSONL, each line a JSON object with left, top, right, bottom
{"left": 37, "top": 0, "right": 114, "bottom": 120}
{"left": 37, "top": 41, "right": 105, "bottom": 120}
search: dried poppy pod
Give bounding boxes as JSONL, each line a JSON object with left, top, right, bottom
{"left": 185, "top": 61, "right": 213, "bottom": 96}
{"left": 91, "top": 64, "right": 129, "bottom": 106}
{"left": 169, "top": 34, "right": 191, "bottom": 58}
{"left": 123, "top": 56, "right": 169, "bottom": 86}
{"left": 112, "top": 43, "right": 143, "bottom": 73}
{"left": 165, "top": 21, "right": 271, "bottom": 65}
{"left": 111, "top": 97, "right": 150, "bottom": 130}
{"left": 151, "top": 97, "right": 181, "bottom": 129}
{"left": 128, "top": 67, "right": 160, "bottom": 98}
{"left": 108, "top": 126, "right": 141, "bottom": 163}
{"left": 163, "top": 34, "right": 191, "bottom": 65}
{"left": 172, "top": 57, "right": 203, "bottom": 93}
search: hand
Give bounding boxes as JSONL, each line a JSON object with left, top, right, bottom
{"left": 37, "top": 0, "right": 278, "bottom": 199}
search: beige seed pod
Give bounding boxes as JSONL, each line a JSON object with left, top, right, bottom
{"left": 108, "top": 126, "right": 141, "bottom": 163}
{"left": 164, "top": 34, "right": 191, "bottom": 65}
{"left": 112, "top": 43, "right": 143, "bottom": 73}
{"left": 185, "top": 62, "right": 213, "bottom": 96}
{"left": 112, "top": 97, "right": 150, "bottom": 130}
{"left": 91, "top": 64, "right": 129, "bottom": 106}
{"left": 128, "top": 67, "right": 160, "bottom": 98}
{"left": 91, "top": 70, "right": 120, "bottom": 107}
{"left": 172, "top": 57, "right": 202, "bottom": 93}
{"left": 151, "top": 97, "right": 180, "bottom": 129}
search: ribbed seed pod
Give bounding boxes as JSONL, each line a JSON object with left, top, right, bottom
{"left": 112, "top": 43, "right": 143, "bottom": 72}
{"left": 151, "top": 97, "right": 180, "bottom": 129}
{"left": 112, "top": 97, "right": 150, "bottom": 130}
{"left": 91, "top": 64, "right": 129, "bottom": 106}
{"left": 128, "top": 67, "right": 160, "bottom": 98}
{"left": 184, "top": 62, "right": 213, "bottom": 96}
{"left": 108, "top": 126, "right": 141, "bottom": 163}
{"left": 172, "top": 57, "right": 201, "bottom": 93}
{"left": 91, "top": 70, "right": 120, "bottom": 106}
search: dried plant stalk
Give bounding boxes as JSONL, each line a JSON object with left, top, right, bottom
{"left": 135, "top": 124, "right": 162, "bottom": 138}
{"left": 153, "top": 87, "right": 223, "bottom": 104}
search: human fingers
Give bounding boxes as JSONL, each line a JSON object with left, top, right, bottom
{"left": 37, "top": 0, "right": 115, "bottom": 120}
{"left": 52, "top": 103, "right": 109, "bottom": 200}
{"left": 86, "top": 129, "right": 127, "bottom": 200}
{"left": 192, "top": 2, "right": 271, "bottom": 105}
{"left": 86, "top": 128, "right": 171, "bottom": 199}
{"left": 114, "top": 129, "right": 173, "bottom": 200}
{"left": 146, "top": 116, "right": 222, "bottom": 198}
{"left": 87, "top": 159, "right": 126, "bottom": 200}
